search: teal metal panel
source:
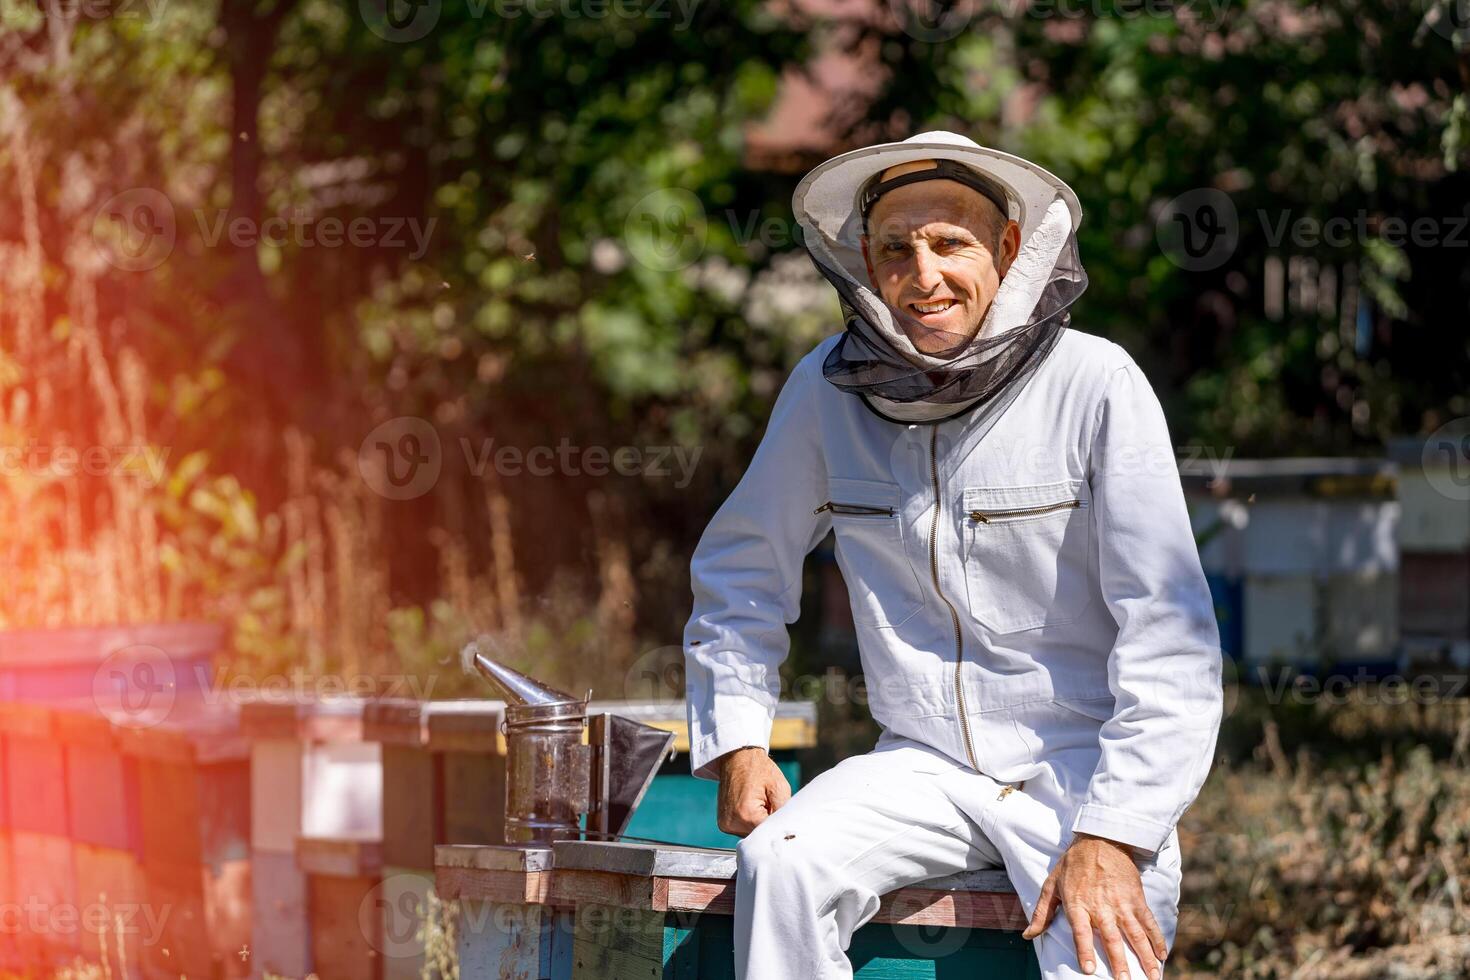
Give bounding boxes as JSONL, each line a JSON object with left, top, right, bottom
{"left": 625, "top": 757, "right": 801, "bottom": 848}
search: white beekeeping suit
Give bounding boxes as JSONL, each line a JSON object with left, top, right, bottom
{"left": 683, "top": 131, "right": 1224, "bottom": 980}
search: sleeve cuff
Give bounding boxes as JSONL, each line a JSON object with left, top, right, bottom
{"left": 1070, "top": 803, "right": 1173, "bottom": 856}
{"left": 687, "top": 699, "right": 775, "bottom": 782}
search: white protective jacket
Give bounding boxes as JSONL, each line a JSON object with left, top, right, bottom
{"left": 682, "top": 327, "right": 1224, "bottom": 855}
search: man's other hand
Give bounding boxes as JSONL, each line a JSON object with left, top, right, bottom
{"left": 1021, "top": 833, "right": 1169, "bottom": 980}
{"left": 716, "top": 746, "right": 791, "bottom": 836}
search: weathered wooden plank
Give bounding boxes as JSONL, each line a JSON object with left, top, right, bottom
{"left": 65, "top": 739, "right": 137, "bottom": 851}
{"left": 301, "top": 697, "right": 369, "bottom": 743}
{"left": 434, "top": 866, "right": 555, "bottom": 906}
{"left": 198, "top": 759, "right": 252, "bottom": 865}
{"left": 135, "top": 756, "right": 203, "bottom": 865}
{"left": 441, "top": 749, "right": 502, "bottom": 845}
{"left": 552, "top": 868, "right": 660, "bottom": 911}
{"left": 203, "top": 856, "right": 253, "bottom": 978}
{"left": 571, "top": 901, "right": 665, "bottom": 980}
{"left": 381, "top": 744, "right": 437, "bottom": 870}
{"left": 139, "top": 858, "right": 213, "bottom": 979}
{"left": 379, "top": 866, "right": 434, "bottom": 980}
{"left": 658, "top": 876, "right": 1026, "bottom": 931}
{"left": 297, "top": 836, "right": 384, "bottom": 878}
{"left": 250, "top": 737, "right": 304, "bottom": 854}
{"left": 250, "top": 848, "right": 312, "bottom": 980}
{"left": 72, "top": 843, "right": 144, "bottom": 967}
{"left": 554, "top": 840, "right": 735, "bottom": 880}
{"left": 308, "top": 872, "right": 382, "bottom": 980}
{"left": 423, "top": 701, "right": 505, "bottom": 754}
{"left": 10, "top": 830, "right": 78, "bottom": 966}
{"left": 436, "top": 843, "right": 554, "bottom": 873}
{"left": 363, "top": 698, "right": 426, "bottom": 747}
{"left": 456, "top": 899, "right": 571, "bottom": 980}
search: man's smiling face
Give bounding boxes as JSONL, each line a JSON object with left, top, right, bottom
{"left": 860, "top": 160, "right": 1021, "bottom": 356}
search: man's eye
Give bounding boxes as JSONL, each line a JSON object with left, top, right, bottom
{"left": 882, "top": 242, "right": 908, "bottom": 255}
{"left": 939, "top": 237, "right": 966, "bottom": 248}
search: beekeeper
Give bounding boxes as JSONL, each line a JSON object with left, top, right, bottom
{"left": 682, "top": 131, "right": 1224, "bottom": 980}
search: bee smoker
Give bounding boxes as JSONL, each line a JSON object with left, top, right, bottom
{"left": 461, "top": 638, "right": 675, "bottom": 845}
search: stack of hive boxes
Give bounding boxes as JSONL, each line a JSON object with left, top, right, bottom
{"left": 1392, "top": 425, "right": 1470, "bottom": 671}
{"left": 1185, "top": 457, "right": 1399, "bottom": 675}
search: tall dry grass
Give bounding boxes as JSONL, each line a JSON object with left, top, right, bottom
{"left": 0, "top": 26, "right": 639, "bottom": 694}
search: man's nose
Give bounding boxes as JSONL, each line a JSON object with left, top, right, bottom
{"left": 910, "top": 245, "right": 944, "bottom": 291}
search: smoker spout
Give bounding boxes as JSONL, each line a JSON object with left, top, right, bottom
{"left": 460, "top": 637, "right": 581, "bottom": 706}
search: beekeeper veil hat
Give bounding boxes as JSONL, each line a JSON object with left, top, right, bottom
{"left": 793, "top": 131, "right": 1087, "bottom": 423}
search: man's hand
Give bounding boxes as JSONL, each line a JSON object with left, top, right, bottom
{"left": 1021, "top": 833, "right": 1168, "bottom": 980}
{"left": 716, "top": 746, "right": 791, "bottom": 836}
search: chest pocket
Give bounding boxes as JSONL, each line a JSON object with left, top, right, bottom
{"left": 962, "top": 479, "right": 1094, "bottom": 634}
{"left": 822, "top": 477, "right": 925, "bottom": 629}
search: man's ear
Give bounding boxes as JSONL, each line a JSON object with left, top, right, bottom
{"left": 860, "top": 235, "right": 877, "bottom": 287}
{"left": 996, "top": 220, "right": 1021, "bottom": 277}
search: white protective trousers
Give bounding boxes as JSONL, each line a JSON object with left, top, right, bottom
{"left": 734, "top": 733, "right": 1182, "bottom": 980}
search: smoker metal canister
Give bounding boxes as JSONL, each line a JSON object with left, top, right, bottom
{"left": 462, "top": 638, "right": 593, "bottom": 845}
{"left": 502, "top": 697, "right": 591, "bottom": 844}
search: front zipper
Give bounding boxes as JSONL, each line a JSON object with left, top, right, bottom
{"left": 929, "top": 426, "right": 980, "bottom": 772}
{"left": 969, "top": 498, "right": 1086, "bottom": 524}
{"left": 814, "top": 501, "right": 896, "bottom": 517}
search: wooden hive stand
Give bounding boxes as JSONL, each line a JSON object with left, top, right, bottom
{"left": 436, "top": 839, "right": 1040, "bottom": 979}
